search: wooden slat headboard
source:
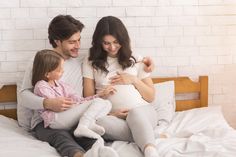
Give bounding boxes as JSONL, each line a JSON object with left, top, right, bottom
{"left": 0, "top": 84, "right": 17, "bottom": 119}
{"left": 0, "top": 76, "right": 208, "bottom": 120}
{"left": 152, "top": 76, "right": 208, "bottom": 111}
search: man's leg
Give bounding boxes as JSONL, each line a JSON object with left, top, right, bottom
{"left": 34, "top": 122, "right": 95, "bottom": 157}
{"left": 73, "top": 136, "right": 97, "bottom": 152}
{"left": 35, "top": 122, "right": 118, "bottom": 157}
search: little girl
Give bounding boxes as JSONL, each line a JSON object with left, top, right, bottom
{"left": 32, "top": 49, "right": 112, "bottom": 139}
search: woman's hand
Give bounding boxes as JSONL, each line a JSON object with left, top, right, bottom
{"left": 97, "top": 85, "right": 116, "bottom": 98}
{"left": 109, "top": 72, "right": 138, "bottom": 85}
{"left": 142, "top": 57, "right": 155, "bottom": 72}
{"left": 109, "top": 109, "right": 129, "bottom": 119}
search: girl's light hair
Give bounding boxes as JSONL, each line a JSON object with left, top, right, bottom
{"left": 32, "top": 49, "right": 64, "bottom": 86}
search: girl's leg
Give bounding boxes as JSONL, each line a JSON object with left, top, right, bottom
{"left": 74, "top": 98, "right": 112, "bottom": 139}
{"left": 49, "top": 101, "right": 90, "bottom": 129}
{"left": 126, "top": 105, "right": 159, "bottom": 157}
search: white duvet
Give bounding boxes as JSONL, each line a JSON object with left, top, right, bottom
{"left": 1, "top": 106, "right": 236, "bottom": 157}
{"left": 0, "top": 116, "right": 59, "bottom": 157}
{"left": 112, "top": 106, "right": 236, "bottom": 157}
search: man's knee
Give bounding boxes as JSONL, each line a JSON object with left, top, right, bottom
{"left": 49, "top": 130, "right": 73, "bottom": 144}
{"left": 35, "top": 126, "right": 73, "bottom": 145}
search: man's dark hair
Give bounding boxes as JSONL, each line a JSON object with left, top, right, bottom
{"left": 48, "top": 15, "right": 84, "bottom": 48}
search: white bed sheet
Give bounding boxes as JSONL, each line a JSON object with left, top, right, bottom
{"left": 111, "top": 106, "right": 236, "bottom": 157}
{"left": 0, "top": 115, "right": 60, "bottom": 157}
{"left": 1, "top": 107, "right": 236, "bottom": 157}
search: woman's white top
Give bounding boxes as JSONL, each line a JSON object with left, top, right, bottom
{"left": 82, "top": 55, "right": 150, "bottom": 111}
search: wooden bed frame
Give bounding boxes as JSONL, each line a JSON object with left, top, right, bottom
{"left": 0, "top": 76, "right": 208, "bottom": 120}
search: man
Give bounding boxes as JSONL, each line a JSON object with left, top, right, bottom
{"left": 18, "top": 15, "right": 154, "bottom": 157}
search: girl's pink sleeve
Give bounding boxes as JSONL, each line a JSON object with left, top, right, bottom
{"left": 34, "top": 81, "right": 57, "bottom": 99}
{"left": 61, "top": 81, "right": 82, "bottom": 102}
{"left": 78, "top": 94, "right": 99, "bottom": 104}
{"left": 61, "top": 81, "right": 99, "bottom": 103}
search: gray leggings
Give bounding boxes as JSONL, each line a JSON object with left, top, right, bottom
{"left": 34, "top": 122, "right": 96, "bottom": 157}
{"left": 97, "top": 105, "right": 158, "bottom": 151}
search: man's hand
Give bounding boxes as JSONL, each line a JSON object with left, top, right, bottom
{"left": 109, "top": 109, "right": 129, "bottom": 119}
{"left": 142, "top": 57, "right": 155, "bottom": 72}
{"left": 43, "top": 97, "right": 74, "bottom": 112}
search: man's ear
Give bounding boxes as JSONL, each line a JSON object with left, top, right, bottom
{"left": 54, "top": 40, "right": 61, "bottom": 47}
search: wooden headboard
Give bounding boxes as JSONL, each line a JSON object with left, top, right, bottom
{"left": 0, "top": 76, "right": 208, "bottom": 120}
{"left": 0, "top": 85, "right": 17, "bottom": 119}
{"left": 152, "top": 76, "right": 208, "bottom": 111}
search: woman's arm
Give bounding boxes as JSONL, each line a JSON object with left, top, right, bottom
{"left": 83, "top": 77, "right": 116, "bottom": 98}
{"left": 133, "top": 77, "right": 155, "bottom": 103}
{"left": 83, "top": 77, "right": 96, "bottom": 97}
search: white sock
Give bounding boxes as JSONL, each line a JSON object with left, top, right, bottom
{"left": 74, "top": 125, "right": 101, "bottom": 139}
{"left": 144, "top": 146, "right": 159, "bottom": 157}
{"left": 84, "top": 139, "right": 119, "bottom": 157}
{"left": 79, "top": 115, "right": 105, "bottom": 136}
{"left": 89, "top": 122, "right": 105, "bottom": 136}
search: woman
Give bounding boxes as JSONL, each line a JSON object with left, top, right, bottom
{"left": 83, "top": 16, "right": 160, "bottom": 157}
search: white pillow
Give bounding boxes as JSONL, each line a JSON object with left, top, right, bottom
{"left": 152, "top": 81, "right": 176, "bottom": 133}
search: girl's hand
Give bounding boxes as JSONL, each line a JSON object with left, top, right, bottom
{"left": 109, "top": 109, "right": 129, "bottom": 119}
{"left": 97, "top": 85, "right": 116, "bottom": 98}
{"left": 109, "top": 72, "right": 138, "bottom": 85}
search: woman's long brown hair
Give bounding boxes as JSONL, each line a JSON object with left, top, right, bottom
{"left": 89, "top": 16, "right": 136, "bottom": 74}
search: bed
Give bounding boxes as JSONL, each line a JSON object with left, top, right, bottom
{"left": 1, "top": 76, "right": 236, "bottom": 157}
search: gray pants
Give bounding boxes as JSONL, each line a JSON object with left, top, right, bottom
{"left": 97, "top": 105, "right": 158, "bottom": 151}
{"left": 34, "top": 122, "right": 96, "bottom": 157}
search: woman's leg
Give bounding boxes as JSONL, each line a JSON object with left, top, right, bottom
{"left": 126, "top": 105, "right": 158, "bottom": 151}
{"left": 49, "top": 101, "right": 91, "bottom": 129}
{"left": 97, "top": 115, "right": 133, "bottom": 142}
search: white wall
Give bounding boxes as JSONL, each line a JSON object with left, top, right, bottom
{"left": 0, "top": 0, "right": 236, "bottom": 127}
